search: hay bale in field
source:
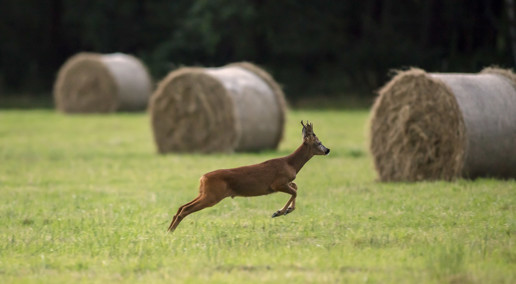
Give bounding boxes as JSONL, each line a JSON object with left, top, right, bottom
{"left": 54, "top": 52, "right": 152, "bottom": 113}
{"left": 369, "top": 67, "right": 516, "bottom": 181}
{"left": 149, "top": 62, "right": 287, "bottom": 153}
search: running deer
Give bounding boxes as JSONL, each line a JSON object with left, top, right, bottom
{"left": 167, "top": 121, "right": 330, "bottom": 232}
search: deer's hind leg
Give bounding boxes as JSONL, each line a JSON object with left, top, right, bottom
{"left": 168, "top": 193, "right": 226, "bottom": 232}
{"left": 168, "top": 177, "right": 230, "bottom": 232}
{"left": 168, "top": 195, "right": 202, "bottom": 231}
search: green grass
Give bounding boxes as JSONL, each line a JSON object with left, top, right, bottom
{"left": 0, "top": 109, "right": 515, "bottom": 283}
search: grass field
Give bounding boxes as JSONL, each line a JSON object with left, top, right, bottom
{"left": 1, "top": 109, "right": 515, "bottom": 283}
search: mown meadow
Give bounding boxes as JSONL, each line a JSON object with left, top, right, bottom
{"left": 0, "top": 109, "right": 515, "bottom": 283}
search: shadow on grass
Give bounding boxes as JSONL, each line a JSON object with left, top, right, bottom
{"left": 2, "top": 93, "right": 376, "bottom": 111}
{"left": 0, "top": 94, "right": 54, "bottom": 109}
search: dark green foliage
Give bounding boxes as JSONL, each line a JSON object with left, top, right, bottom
{"left": 0, "top": 0, "right": 512, "bottom": 101}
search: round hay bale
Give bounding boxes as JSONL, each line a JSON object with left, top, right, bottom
{"left": 149, "top": 62, "right": 287, "bottom": 153}
{"left": 370, "top": 67, "right": 516, "bottom": 181}
{"left": 54, "top": 52, "right": 152, "bottom": 113}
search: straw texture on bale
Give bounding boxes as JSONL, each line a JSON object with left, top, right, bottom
{"left": 54, "top": 52, "right": 152, "bottom": 113}
{"left": 370, "top": 68, "right": 516, "bottom": 181}
{"left": 150, "top": 62, "right": 287, "bottom": 153}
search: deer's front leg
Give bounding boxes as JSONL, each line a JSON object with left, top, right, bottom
{"left": 272, "top": 182, "right": 297, "bottom": 218}
{"left": 284, "top": 182, "right": 297, "bottom": 215}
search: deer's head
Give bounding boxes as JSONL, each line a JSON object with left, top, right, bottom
{"left": 301, "top": 121, "right": 330, "bottom": 156}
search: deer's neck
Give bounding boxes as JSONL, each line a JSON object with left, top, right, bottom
{"left": 287, "top": 143, "right": 314, "bottom": 173}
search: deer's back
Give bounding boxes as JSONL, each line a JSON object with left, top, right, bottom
{"left": 202, "top": 158, "right": 294, "bottom": 197}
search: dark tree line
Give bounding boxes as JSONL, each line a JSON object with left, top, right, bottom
{"left": 0, "top": 0, "right": 513, "bottom": 100}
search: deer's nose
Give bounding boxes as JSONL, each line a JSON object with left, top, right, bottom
{"left": 325, "top": 148, "right": 330, "bottom": 155}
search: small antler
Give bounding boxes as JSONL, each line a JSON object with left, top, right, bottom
{"left": 168, "top": 119, "right": 329, "bottom": 232}
{"left": 301, "top": 120, "right": 314, "bottom": 137}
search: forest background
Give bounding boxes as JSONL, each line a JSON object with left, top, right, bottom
{"left": 1, "top": 0, "right": 514, "bottom": 105}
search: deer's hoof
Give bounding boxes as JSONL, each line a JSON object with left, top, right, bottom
{"left": 285, "top": 207, "right": 295, "bottom": 215}
{"left": 272, "top": 210, "right": 282, "bottom": 218}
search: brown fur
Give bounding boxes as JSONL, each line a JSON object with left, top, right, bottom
{"left": 167, "top": 121, "right": 330, "bottom": 232}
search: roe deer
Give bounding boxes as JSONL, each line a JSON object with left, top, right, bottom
{"left": 167, "top": 121, "right": 330, "bottom": 232}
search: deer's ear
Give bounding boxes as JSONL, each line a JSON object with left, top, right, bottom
{"left": 301, "top": 120, "right": 307, "bottom": 137}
